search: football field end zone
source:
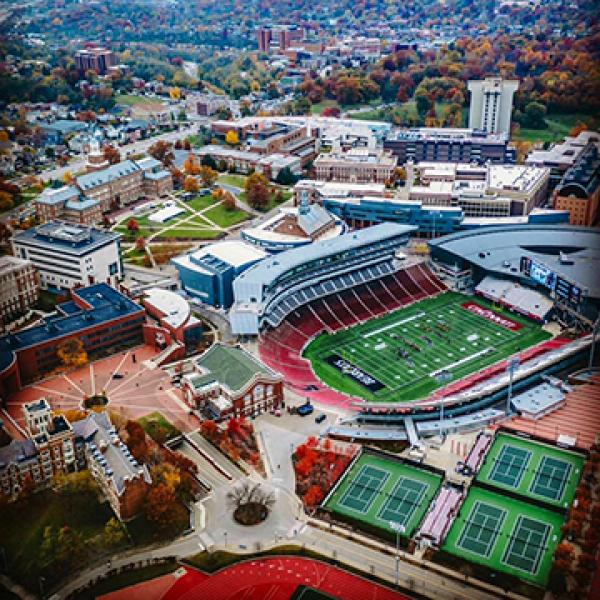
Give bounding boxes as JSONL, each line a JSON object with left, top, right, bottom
{"left": 322, "top": 448, "right": 444, "bottom": 541}
{"left": 441, "top": 485, "right": 564, "bottom": 587}
{"left": 304, "top": 291, "right": 551, "bottom": 404}
{"left": 475, "top": 431, "right": 585, "bottom": 509}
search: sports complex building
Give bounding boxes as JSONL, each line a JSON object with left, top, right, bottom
{"left": 233, "top": 221, "right": 599, "bottom": 443}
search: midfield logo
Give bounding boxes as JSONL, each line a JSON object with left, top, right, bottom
{"left": 461, "top": 302, "right": 524, "bottom": 331}
{"left": 326, "top": 354, "right": 386, "bottom": 392}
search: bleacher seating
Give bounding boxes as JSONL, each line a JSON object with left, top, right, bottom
{"left": 418, "top": 486, "right": 464, "bottom": 547}
{"left": 258, "top": 264, "right": 447, "bottom": 407}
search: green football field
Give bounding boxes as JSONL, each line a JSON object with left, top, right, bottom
{"left": 442, "top": 486, "right": 564, "bottom": 586}
{"left": 324, "top": 452, "right": 442, "bottom": 538}
{"left": 475, "top": 432, "right": 584, "bottom": 510}
{"left": 303, "top": 291, "right": 551, "bottom": 402}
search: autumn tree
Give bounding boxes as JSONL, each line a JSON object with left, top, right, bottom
{"left": 102, "top": 517, "right": 127, "bottom": 548}
{"left": 184, "top": 175, "right": 200, "bottom": 193}
{"left": 225, "top": 130, "right": 240, "bottom": 145}
{"left": 221, "top": 191, "right": 236, "bottom": 211}
{"left": 144, "top": 483, "right": 188, "bottom": 533}
{"left": 0, "top": 191, "right": 13, "bottom": 211}
{"left": 199, "top": 165, "right": 218, "bottom": 187}
{"left": 62, "top": 171, "right": 75, "bottom": 185}
{"left": 127, "top": 218, "right": 140, "bottom": 233}
{"left": 57, "top": 338, "right": 88, "bottom": 368}
{"left": 135, "top": 236, "right": 146, "bottom": 251}
{"left": 183, "top": 153, "right": 201, "bottom": 175}
{"left": 102, "top": 144, "right": 121, "bottom": 165}
{"left": 149, "top": 141, "right": 174, "bottom": 166}
{"left": 245, "top": 172, "right": 271, "bottom": 210}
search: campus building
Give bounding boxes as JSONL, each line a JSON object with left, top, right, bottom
{"left": 0, "top": 256, "right": 39, "bottom": 330}
{"left": 75, "top": 411, "right": 152, "bottom": 520}
{"left": 383, "top": 128, "right": 516, "bottom": 165}
{"left": 35, "top": 150, "right": 172, "bottom": 225}
{"left": 230, "top": 222, "right": 415, "bottom": 335}
{"left": 173, "top": 241, "right": 267, "bottom": 309}
{"left": 467, "top": 78, "right": 519, "bottom": 135}
{"left": 74, "top": 46, "right": 116, "bottom": 75}
{"left": 314, "top": 146, "right": 397, "bottom": 184}
{"left": 0, "top": 399, "right": 82, "bottom": 497}
{"left": 241, "top": 194, "right": 345, "bottom": 253}
{"left": 293, "top": 179, "right": 388, "bottom": 205}
{"left": 553, "top": 142, "right": 600, "bottom": 226}
{"left": 182, "top": 343, "right": 284, "bottom": 420}
{"left": 0, "top": 283, "right": 145, "bottom": 396}
{"left": 11, "top": 221, "right": 122, "bottom": 291}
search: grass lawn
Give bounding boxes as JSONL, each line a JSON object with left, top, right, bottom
{"left": 513, "top": 112, "right": 599, "bottom": 145}
{"left": 217, "top": 174, "right": 248, "bottom": 188}
{"left": 159, "top": 228, "right": 223, "bottom": 240}
{"left": 310, "top": 99, "right": 340, "bottom": 115}
{"left": 442, "top": 486, "right": 564, "bottom": 587}
{"left": 138, "top": 411, "right": 182, "bottom": 443}
{"left": 324, "top": 451, "right": 442, "bottom": 540}
{"left": 350, "top": 101, "right": 466, "bottom": 127}
{"left": 0, "top": 489, "right": 115, "bottom": 591}
{"left": 115, "top": 94, "right": 162, "bottom": 106}
{"left": 303, "top": 291, "right": 550, "bottom": 403}
{"left": 238, "top": 188, "right": 292, "bottom": 212}
{"left": 204, "top": 204, "right": 250, "bottom": 228}
{"left": 475, "top": 432, "right": 584, "bottom": 509}
{"left": 187, "top": 193, "right": 218, "bottom": 211}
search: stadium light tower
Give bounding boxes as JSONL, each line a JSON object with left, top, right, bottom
{"left": 589, "top": 317, "right": 600, "bottom": 369}
{"left": 389, "top": 521, "right": 406, "bottom": 587}
{"left": 506, "top": 357, "right": 520, "bottom": 415}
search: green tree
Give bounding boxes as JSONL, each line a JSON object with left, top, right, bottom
{"left": 275, "top": 167, "right": 297, "bottom": 186}
{"left": 102, "top": 517, "right": 127, "bottom": 548}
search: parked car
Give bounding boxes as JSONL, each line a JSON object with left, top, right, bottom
{"left": 315, "top": 413, "right": 327, "bottom": 424}
{"left": 297, "top": 403, "right": 314, "bottom": 417}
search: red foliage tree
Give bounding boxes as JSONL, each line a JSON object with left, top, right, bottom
{"left": 304, "top": 485, "right": 325, "bottom": 506}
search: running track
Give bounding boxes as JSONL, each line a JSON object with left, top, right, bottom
{"left": 101, "top": 558, "right": 411, "bottom": 600}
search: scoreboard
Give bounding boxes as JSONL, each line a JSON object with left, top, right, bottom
{"left": 520, "top": 256, "right": 582, "bottom": 306}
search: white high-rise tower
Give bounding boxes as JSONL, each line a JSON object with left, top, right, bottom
{"left": 468, "top": 78, "right": 519, "bottom": 135}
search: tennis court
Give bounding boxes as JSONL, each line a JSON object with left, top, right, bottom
{"left": 338, "top": 465, "right": 389, "bottom": 513}
{"left": 325, "top": 452, "right": 443, "bottom": 538}
{"left": 476, "top": 432, "right": 584, "bottom": 508}
{"left": 502, "top": 516, "right": 551, "bottom": 575}
{"left": 442, "top": 486, "right": 564, "bottom": 586}
{"left": 456, "top": 501, "right": 507, "bottom": 558}
{"left": 488, "top": 445, "right": 531, "bottom": 488}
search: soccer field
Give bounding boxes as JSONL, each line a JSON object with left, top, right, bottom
{"left": 303, "top": 291, "right": 551, "bottom": 403}
{"left": 324, "top": 452, "right": 442, "bottom": 538}
{"left": 442, "top": 486, "right": 564, "bottom": 586}
{"left": 475, "top": 432, "right": 584, "bottom": 509}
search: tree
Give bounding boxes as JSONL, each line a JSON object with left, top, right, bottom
{"left": 200, "top": 419, "right": 219, "bottom": 441}
{"left": 0, "top": 191, "right": 13, "bottom": 211}
{"left": 144, "top": 483, "right": 188, "bottom": 532}
{"left": 245, "top": 172, "right": 271, "bottom": 210}
{"left": 57, "top": 338, "right": 88, "bottom": 368}
{"left": 275, "top": 167, "right": 297, "bottom": 186}
{"left": 148, "top": 141, "right": 174, "bottom": 166}
{"left": 184, "top": 175, "right": 200, "bottom": 193}
{"left": 183, "top": 153, "right": 201, "bottom": 175}
{"left": 62, "top": 171, "right": 75, "bottom": 185}
{"left": 522, "top": 101, "right": 548, "bottom": 129}
{"left": 169, "top": 86, "right": 181, "bottom": 101}
{"left": 225, "top": 130, "right": 239, "bottom": 145}
{"left": 102, "top": 517, "right": 126, "bottom": 548}
{"left": 199, "top": 165, "right": 218, "bottom": 187}
{"left": 201, "top": 154, "right": 217, "bottom": 169}
{"left": 321, "top": 106, "right": 341, "bottom": 118}
{"left": 127, "top": 218, "right": 140, "bottom": 233}
{"left": 135, "top": 236, "right": 146, "bottom": 251}
{"left": 103, "top": 144, "right": 121, "bottom": 165}
{"left": 221, "top": 191, "right": 236, "bottom": 211}
{"left": 304, "top": 485, "right": 325, "bottom": 506}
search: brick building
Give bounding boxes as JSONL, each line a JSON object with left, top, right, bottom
{"left": 0, "top": 256, "right": 39, "bottom": 330}
{"left": 182, "top": 343, "right": 284, "bottom": 420}
{"left": 314, "top": 146, "right": 397, "bottom": 184}
{"left": 75, "top": 46, "right": 116, "bottom": 75}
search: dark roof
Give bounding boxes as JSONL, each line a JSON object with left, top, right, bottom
{"left": 556, "top": 143, "right": 600, "bottom": 199}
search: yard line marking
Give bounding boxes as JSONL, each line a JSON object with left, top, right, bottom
{"left": 364, "top": 312, "right": 425, "bottom": 338}
{"left": 429, "top": 347, "right": 495, "bottom": 378}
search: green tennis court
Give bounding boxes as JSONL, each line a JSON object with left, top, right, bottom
{"left": 443, "top": 486, "right": 563, "bottom": 586}
{"left": 325, "top": 452, "right": 443, "bottom": 538}
{"left": 476, "top": 432, "right": 584, "bottom": 508}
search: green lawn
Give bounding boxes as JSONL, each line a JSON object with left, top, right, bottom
{"left": 0, "top": 489, "right": 115, "bottom": 591}
{"left": 475, "top": 432, "right": 584, "bottom": 509}
{"left": 442, "top": 486, "right": 564, "bottom": 587}
{"left": 324, "top": 451, "right": 442, "bottom": 539}
{"left": 204, "top": 203, "right": 250, "bottom": 228}
{"left": 115, "top": 94, "right": 163, "bottom": 106}
{"left": 138, "top": 411, "right": 182, "bottom": 443}
{"left": 159, "top": 228, "right": 223, "bottom": 240}
{"left": 513, "top": 112, "right": 599, "bottom": 145}
{"left": 310, "top": 99, "right": 340, "bottom": 115}
{"left": 187, "top": 193, "right": 219, "bottom": 211}
{"left": 238, "top": 188, "right": 292, "bottom": 212}
{"left": 217, "top": 174, "right": 248, "bottom": 188}
{"left": 303, "top": 291, "right": 551, "bottom": 403}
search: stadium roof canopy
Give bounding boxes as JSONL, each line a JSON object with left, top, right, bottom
{"left": 429, "top": 225, "right": 600, "bottom": 299}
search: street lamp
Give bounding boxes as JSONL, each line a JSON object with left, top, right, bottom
{"left": 506, "top": 356, "right": 520, "bottom": 415}
{"left": 389, "top": 521, "right": 405, "bottom": 587}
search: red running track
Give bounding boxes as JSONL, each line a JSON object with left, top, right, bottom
{"left": 102, "top": 558, "right": 412, "bottom": 600}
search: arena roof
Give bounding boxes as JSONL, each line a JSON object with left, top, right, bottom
{"left": 429, "top": 225, "right": 600, "bottom": 299}
{"left": 234, "top": 222, "right": 415, "bottom": 289}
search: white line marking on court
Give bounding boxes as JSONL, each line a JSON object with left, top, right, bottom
{"left": 364, "top": 312, "right": 425, "bottom": 338}
{"left": 430, "top": 347, "right": 495, "bottom": 378}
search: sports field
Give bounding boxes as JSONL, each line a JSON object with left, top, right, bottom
{"left": 303, "top": 291, "right": 551, "bottom": 403}
{"left": 476, "top": 432, "right": 584, "bottom": 509}
{"left": 442, "top": 486, "right": 564, "bottom": 586}
{"left": 324, "top": 452, "right": 442, "bottom": 538}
